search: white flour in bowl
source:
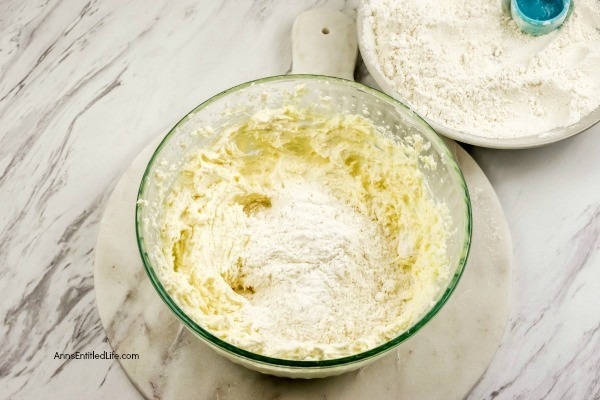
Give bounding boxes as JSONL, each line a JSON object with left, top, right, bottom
{"left": 238, "top": 179, "right": 397, "bottom": 353}
{"left": 363, "top": 0, "right": 600, "bottom": 138}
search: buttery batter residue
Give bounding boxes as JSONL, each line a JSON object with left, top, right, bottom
{"left": 157, "top": 107, "right": 450, "bottom": 360}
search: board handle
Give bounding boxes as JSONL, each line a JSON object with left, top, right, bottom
{"left": 291, "top": 9, "right": 358, "bottom": 81}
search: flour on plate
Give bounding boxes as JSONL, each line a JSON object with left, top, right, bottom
{"left": 362, "top": 0, "right": 600, "bottom": 138}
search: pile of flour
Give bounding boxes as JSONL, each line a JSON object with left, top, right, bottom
{"left": 363, "top": 0, "right": 600, "bottom": 138}
{"left": 236, "top": 179, "right": 401, "bottom": 350}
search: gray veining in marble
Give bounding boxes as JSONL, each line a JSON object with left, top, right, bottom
{"left": 1, "top": 0, "right": 599, "bottom": 399}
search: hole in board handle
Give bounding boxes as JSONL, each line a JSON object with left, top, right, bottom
{"left": 322, "top": 27, "right": 330, "bottom": 34}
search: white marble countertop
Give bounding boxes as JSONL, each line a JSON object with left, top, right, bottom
{"left": 1, "top": 1, "right": 598, "bottom": 399}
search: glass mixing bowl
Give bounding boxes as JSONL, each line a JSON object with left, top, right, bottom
{"left": 136, "top": 75, "right": 472, "bottom": 378}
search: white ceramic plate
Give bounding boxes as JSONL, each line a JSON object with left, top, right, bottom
{"left": 356, "top": 4, "right": 600, "bottom": 149}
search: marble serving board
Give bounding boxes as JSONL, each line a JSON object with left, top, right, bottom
{"left": 94, "top": 138, "right": 513, "bottom": 400}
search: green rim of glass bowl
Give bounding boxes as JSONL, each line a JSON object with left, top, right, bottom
{"left": 136, "top": 74, "right": 473, "bottom": 369}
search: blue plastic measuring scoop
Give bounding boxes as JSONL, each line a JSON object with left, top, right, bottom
{"left": 511, "top": 0, "right": 572, "bottom": 35}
